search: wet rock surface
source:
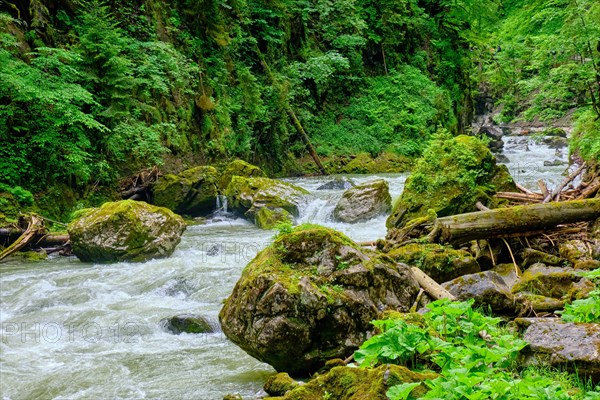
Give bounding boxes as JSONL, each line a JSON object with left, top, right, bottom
{"left": 219, "top": 225, "right": 420, "bottom": 375}
{"left": 68, "top": 200, "right": 186, "bottom": 263}
{"left": 333, "top": 179, "right": 392, "bottom": 223}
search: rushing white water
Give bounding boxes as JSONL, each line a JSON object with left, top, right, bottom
{"left": 0, "top": 139, "right": 563, "bottom": 399}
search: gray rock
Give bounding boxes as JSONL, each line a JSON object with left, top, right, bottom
{"left": 68, "top": 200, "right": 186, "bottom": 263}
{"left": 442, "top": 271, "right": 517, "bottom": 313}
{"left": 333, "top": 179, "right": 392, "bottom": 223}
{"left": 522, "top": 320, "right": 600, "bottom": 382}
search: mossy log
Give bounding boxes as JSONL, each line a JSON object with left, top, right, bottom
{"left": 431, "top": 198, "right": 600, "bottom": 245}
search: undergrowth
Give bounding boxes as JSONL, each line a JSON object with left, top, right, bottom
{"left": 354, "top": 299, "right": 599, "bottom": 400}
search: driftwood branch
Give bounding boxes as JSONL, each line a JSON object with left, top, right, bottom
{"left": 544, "top": 163, "right": 586, "bottom": 203}
{"left": 0, "top": 215, "right": 45, "bottom": 262}
{"left": 410, "top": 267, "right": 456, "bottom": 300}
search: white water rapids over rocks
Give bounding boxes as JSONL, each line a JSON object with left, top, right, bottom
{"left": 0, "top": 135, "right": 567, "bottom": 399}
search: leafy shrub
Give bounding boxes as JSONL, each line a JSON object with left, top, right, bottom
{"left": 0, "top": 184, "right": 34, "bottom": 206}
{"left": 355, "top": 299, "right": 595, "bottom": 400}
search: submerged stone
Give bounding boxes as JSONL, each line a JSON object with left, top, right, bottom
{"left": 219, "top": 225, "right": 420, "bottom": 375}
{"left": 160, "top": 314, "right": 213, "bottom": 334}
{"left": 316, "top": 177, "right": 354, "bottom": 191}
{"left": 68, "top": 200, "right": 186, "bottom": 263}
{"left": 333, "top": 179, "right": 392, "bottom": 223}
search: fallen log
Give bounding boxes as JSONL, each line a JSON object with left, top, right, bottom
{"left": 431, "top": 198, "right": 600, "bottom": 245}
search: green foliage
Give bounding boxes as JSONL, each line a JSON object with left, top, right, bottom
{"left": 355, "top": 299, "right": 594, "bottom": 400}
{"left": 306, "top": 67, "right": 452, "bottom": 157}
{"left": 570, "top": 110, "right": 600, "bottom": 163}
{"left": 0, "top": 184, "right": 34, "bottom": 206}
{"left": 483, "top": 0, "right": 600, "bottom": 123}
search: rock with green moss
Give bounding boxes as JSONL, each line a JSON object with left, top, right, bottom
{"left": 273, "top": 364, "right": 436, "bottom": 400}
{"left": 387, "top": 243, "right": 480, "bottom": 283}
{"left": 512, "top": 263, "right": 596, "bottom": 300}
{"left": 255, "top": 207, "right": 293, "bottom": 230}
{"left": 68, "top": 200, "right": 186, "bottom": 263}
{"left": 219, "top": 225, "right": 420, "bottom": 375}
{"left": 386, "top": 134, "right": 517, "bottom": 229}
{"left": 559, "top": 239, "right": 591, "bottom": 264}
{"left": 264, "top": 372, "right": 299, "bottom": 396}
{"left": 333, "top": 179, "right": 392, "bottom": 223}
{"left": 152, "top": 166, "right": 219, "bottom": 217}
{"left": 219, "top": 159, "right": 266, "bottom": 191}
{"left": 442, "top": 271, "right": 517, "bottom": 313}
{"left": 340, "top": 153, "right": 377, "bottom": 174}
{"left": 521, "top": 248, "right": 564, "bottom": 268}
{"left": 159, "top": 314, "right": 213, "bottom": 335}
{"left": 225, "top": 176, "right": 309, "bottom": 229}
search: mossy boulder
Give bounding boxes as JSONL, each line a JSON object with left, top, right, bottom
{"left": 340, "top": 153, "right": 377, "bottom": 174}
{"left": 264, "top": 372, "right": 299, "bottom": 396}
{"left": 512, "top": 264, "right": 596, "bottom": 300}
{"left": 559, "top": 239, "right": 591, "bottom": 264}
{"left": 272, "top": 365, "right": 437, "bottom": 400}
{"left": 219, "top": 225, "right": 420, "bottom": 376}
{"left": 159, "top": 314, "right": 213, "bottom": 335}
{"left": 218, "top": 159, "right": 266, "bottom": 191}
{"left": 387, "top": 243, "right": 480, "bottom": 283}
{"left": 68, "top": 200, "right": 186, "bottom": 263}
{"left": 386, "top": 134, "right": 517, "bottom": 229}
{"left": 225, "top": 176, "right": 309, "bottom": 229}
{"left": 152, "top": 166, "right": 219, "bottom": 217}
{"left": 333, "top": 179, "right": 392, "bottom": 223}
{"left": 255, "top": 207, "right": 293, "bottom": 230}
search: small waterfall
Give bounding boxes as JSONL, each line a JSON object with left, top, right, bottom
{"left": 215, "top": 194, "right": 228, "bottom": 215}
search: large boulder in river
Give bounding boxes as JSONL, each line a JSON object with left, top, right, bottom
{"left": 68, "top": 200, "right": 186, "bottom": 262}
{"left": 219, "top": 225, "right": 420, "bottom": 375}
{"left": 386, "top": 134, "right": 517, "bottom": 229}
{"left": 225, "top": 176, "right": 309, "bottom": 228}
{"left": 333, "top": 179, "right": 392, "bottom": 223}
{"left": 152, "top": 166, "right": 219, "bottom": 216}
{"left": 218, "top": 159, "right": 266, "bottom": 191}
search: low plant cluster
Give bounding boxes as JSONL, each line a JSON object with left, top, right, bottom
{"left": 558, "top": 269, "right": 600, "bottom": 323}
{"left": 355, "top": 299, "right": 600, "bottom": 400}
